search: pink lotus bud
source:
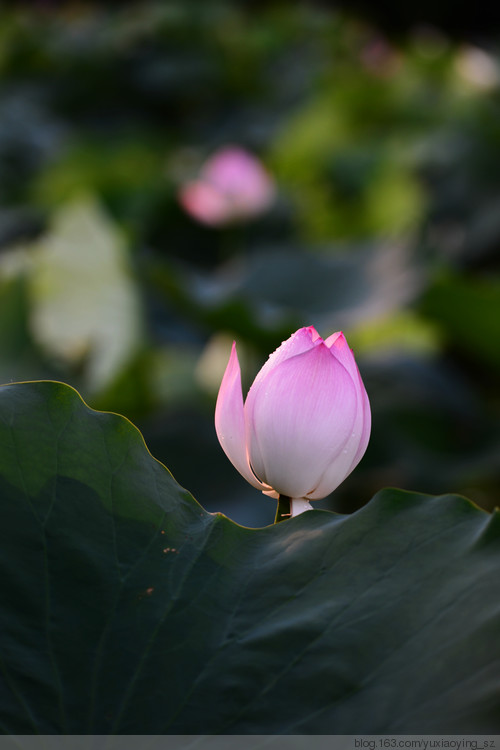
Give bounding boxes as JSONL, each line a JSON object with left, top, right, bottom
{"left": 215, "top": 326, "right": 371, "bottom": 517}
{"left": 178, "top": 146, "right": 275, "bottom": 226}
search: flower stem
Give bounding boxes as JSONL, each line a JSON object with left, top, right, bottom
{"left": 275, "top": 495, "right": 291, "bottom": 523}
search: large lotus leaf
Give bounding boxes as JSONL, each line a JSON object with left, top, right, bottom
{"left": 0, "top": 381, "right": 498, "bottom": 734}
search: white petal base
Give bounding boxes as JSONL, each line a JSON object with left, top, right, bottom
{"left": 290, "top": 498, "right": 314, "bottom": 517}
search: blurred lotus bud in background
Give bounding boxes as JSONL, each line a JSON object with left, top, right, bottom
{"left": 178, "top": 146, "right": 276, "bottom": 226}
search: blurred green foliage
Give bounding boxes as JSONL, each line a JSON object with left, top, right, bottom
{"left": 0, "top": 1, "right": 499, "bottom": 525}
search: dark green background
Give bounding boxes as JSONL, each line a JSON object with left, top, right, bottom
{"left": 0, "top": 1, "right": 499, "bottom": 526}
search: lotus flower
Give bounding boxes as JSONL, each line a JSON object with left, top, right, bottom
{"left": 178, "top": 146, "right": 275, "bottom": 226}
{"left": 215, "top": 326, "right": 371, "bottom": 517}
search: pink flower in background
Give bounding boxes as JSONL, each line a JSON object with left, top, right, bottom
{"left": 215, "top": 326, "right": 371, "bottom": 517}
{"left": 179, "top": 146, "right": 275, "bottom": 226}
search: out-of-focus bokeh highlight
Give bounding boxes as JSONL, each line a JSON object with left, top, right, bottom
{"left": 1, "top": 1, "right": 499, "bottom": 526}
